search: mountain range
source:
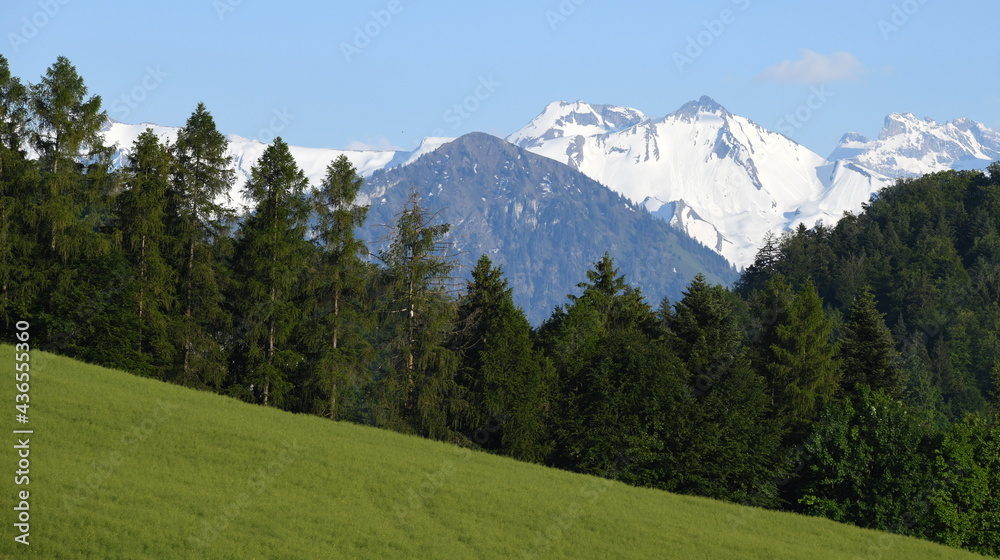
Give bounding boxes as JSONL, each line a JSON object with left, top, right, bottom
{"left": 100, "top": 99, "right": 1000, "bottom": 321}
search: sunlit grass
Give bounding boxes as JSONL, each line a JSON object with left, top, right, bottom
{"left": 0, "top": 345, "right": 987, "bottom": 559}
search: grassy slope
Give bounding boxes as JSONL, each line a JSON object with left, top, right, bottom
{"left": 0, "top": 345, "right": 987, "bottom": 559}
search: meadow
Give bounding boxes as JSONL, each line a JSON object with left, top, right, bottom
{"left": 0, "top": 344, "right": 987, "bottom": 559}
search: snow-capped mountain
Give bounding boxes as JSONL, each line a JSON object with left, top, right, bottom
{"left": 508, "top": 96, "right": 890, "bottom": 269}
{"left": 831, "top": 113, "right": 1000, "bottom": 179}
{"left": 507, "top": 101, "right": 648, "bottom": 150}
{"left": 101, "top": 120, "right": 452, "bottom": 210}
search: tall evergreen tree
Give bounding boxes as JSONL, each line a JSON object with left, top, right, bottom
{"left": 302, "top": 155, "right": 372, "bottom": 419}
{"left": 113, "top": 129, "right": 177, "bottom": 376}
{"left": 29, "top": 56, "right": 106, "bottom": 175}
{"left": 664, "top": 274, "right": 781, "bottom": 506}
{"left": 452, "top": 255, "right": 549, "bottom": 462}
{"left": 27, "top": 56, "right": 109, "bottom": 262}
{"left": 755, "top": 276, "right": 841, "bottom": 429}
{"left": 168, "top": 102, "right": 235, "bottom": 387}
{"left": 378, "top": 191, "right": 460, "bottom": 439}
{"left": 230, "top": 137, "right": 312, "bottom": 407}
{"left": 839, "top": 288, "right": 904, "bottom": 398}
{"left": 0, "top": 55, "right": 29, "bottom": 156}
{"left": 0, "top": 56, "right": 36, "bottom": 329}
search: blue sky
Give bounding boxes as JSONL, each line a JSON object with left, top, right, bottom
{"left": 6, "top": 0, "right": 999, "bottom": 157}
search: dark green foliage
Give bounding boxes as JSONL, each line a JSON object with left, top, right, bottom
{"left": 113, "top": 129, "right": 177, "bottom": 377}
{"left": 798, "top": 388, "right": 933, "bottom": 533}
{"left": 839, "top": 288, "right": 904, "bottom": 398}
{"left": 29, "top": 56, "right": 106, "bottom": 175}
{"left": 300, "top": 155, "right": 372, "bottom": 419}
{"left": 229, "top": 138, "right": 312, "bottom": 407}
{"left": 750, "top": 275, "right": 841, "bottom": 430}
{"left": 743, "top": 168, "right": 1000, "bottom": 417}
{"left": 452, "top": 256, "right": 549, "bottom": 462}
{"left": 0, "top": 58, "right": 37, "bottom": 329}
{"left": 377, "top": 192, "right": 460, "bottom": 439}
{"left": 27, "top": 57, "right": 110, "bottom": 264}
{"left": 664, "top": 275, "right": 782, "bottom": 507}
{"left": 167, "top": 102, "right": 235, "bottom": 388}
{"left": 799, "top": 390, "right": 1000, "bottom": 556}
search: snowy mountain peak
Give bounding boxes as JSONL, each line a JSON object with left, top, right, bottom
{"left": 847, "top": 113, "right": 1000, "bottom": 177}
{"left": 511, "top": 96, "right": 889, "bottom": 268}
{"left": 507, "top": 100, "right": 647, "bottom": 149}
{"left": 669, "top": 95, "right": 730, "bottom": 121}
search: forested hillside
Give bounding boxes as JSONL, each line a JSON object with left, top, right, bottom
{"left": 2, "top": 55, "right": 998, "bottom": 557}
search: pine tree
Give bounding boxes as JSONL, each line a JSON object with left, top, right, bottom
{"left": 168, "top": 102, "right": 235, "bottom": 387}
{"left": 378, "top": 191, "right": 460, "bottom": 439}
{"left": 735, "top": 231, "right": 779, "bottom": 296}
{"left": 666, "top": 273, "right": 742, "bottom": 384}
{"left": 27, "top": 56, "right": 109, "bottom": 262}
{"left": 113, "top": 129, "right": 177, "bottom": 376}
{"left": 567, "top": 252, "right": 655, "bottom": 335}
{"left": 29, "top": 56, "right": 106, "bottom": 175}
{"left": 0, "top": 55, "right": 28, "bottom": 156}
{"left": 303, "top": 155, "right": 372, "bottom": 419}
{"left": 452, "top": 255, "right": 548, "bottom": 462}
{"left": 839, "top": 288, "right": 904, "bottom": 398}
{"left": 0, "top": 56, "right": 36, "bottom": 329}
{"left": 230, "top": 138, "right": 312, "bottom": 408}
{"left": 751, "top": 275, "right": 840, "bottom": 430}
{"left": 664, "top": 274, "right": 781, "bottom": 506}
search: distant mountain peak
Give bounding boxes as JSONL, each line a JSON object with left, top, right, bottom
{"left": 507, "top": 101, "right": 647, "bottom": 149}
{"left": 670, "top": 96, "right": 730, "bottom": 121}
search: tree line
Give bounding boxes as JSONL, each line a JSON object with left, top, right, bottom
{"left": 2, "top": 56, "right": 999, "bottom": 557}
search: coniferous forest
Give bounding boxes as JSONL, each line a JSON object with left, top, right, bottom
{"left": 3, "top": 57, "right": 1000, "bottom": 557}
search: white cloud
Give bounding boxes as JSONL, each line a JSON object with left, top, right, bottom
{"left": 758, "top": 50, "right": 865, "bottom": 84}
{"left": 345, "top": 137, "right": 404, "bottom": 151}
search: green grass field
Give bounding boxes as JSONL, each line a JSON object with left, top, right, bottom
{"left": 0, "top": 344, "right": 988, "bottom": 559}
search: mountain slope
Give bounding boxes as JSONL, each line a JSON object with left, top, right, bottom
{"left": 1, "top": 345, "right": 986, "bottom": 559}
{"left": 509, "top": 96, "right": 890, "bottom": 268}
{"left": 360, "top": 132, "right": 736, "bottom": 324}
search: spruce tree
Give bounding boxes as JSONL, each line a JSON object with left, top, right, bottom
{"left": 766, "top": 281, "right": 841, "bottom": 429}
{"left": 303, "top": 155, "right": 372, "bottom": 419}
{"left": 114, "top": 129, "right": 177, "bottom": 376}
{"left": 29, "top": 56, "right": 106, "bottom": 175}
{"left": 452, "top": 255, "right": 548, "bottom": 462}
{"left": 27, "top": 56, "right": 109, "bottom": 262}
{"left": 0, "top": 55, "right": 29, "bottom": 156}
{"left": 0, "top": 56, "right": 36, "bottom": 329}
{"left": 230, "top": 137, "right": 311, "bottom": 407}
{"left": 567, "top": 252, "right": 655, "bottom": 335}
{"left": 839, "top": 288, "right": 904, "bottom": 398}
{"left": 751, "top": 275, "right": 839, "bottom": 429}
{"left": 664, "top": 274, "right": 781, "bottom": 506}
{"left": 168, "top": 102, "right": 235, "bottom": 387}
{"left": 378, "top": 191, "right": 459, "bottom": 439}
